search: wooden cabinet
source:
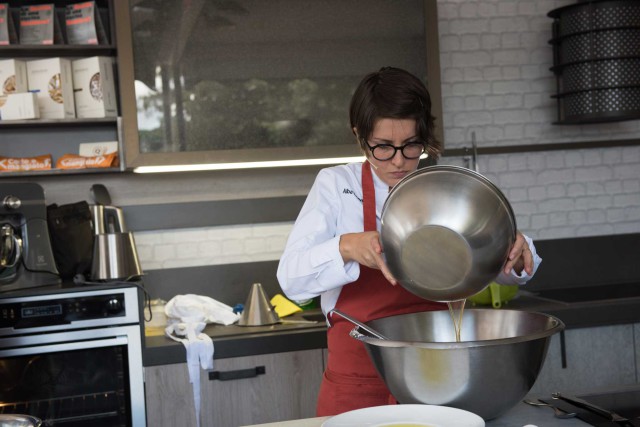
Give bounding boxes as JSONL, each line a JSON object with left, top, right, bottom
{"left": 0, "top": 0, "right": 126, "bottom": 176}
{"left": 145, "top": 349, "right": 325, "bottom": 427}
{"left": 528, "top": 323, "right": 639, "bottom": 396}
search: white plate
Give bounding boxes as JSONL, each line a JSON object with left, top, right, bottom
{"left": 321, "top": 404, "right": 485, "bottom": 427}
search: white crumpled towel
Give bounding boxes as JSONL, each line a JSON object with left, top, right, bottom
{"left": 164, "top": 294, "right": 240, "bottom": 427}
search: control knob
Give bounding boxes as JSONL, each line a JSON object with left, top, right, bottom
{"left": 3, "top": 195, "right": 21, "bottom": 210}
{"left": 105, "top": 298, "right": 123, "bottom": 313}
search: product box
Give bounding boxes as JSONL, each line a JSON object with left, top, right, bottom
{"left": 72, "top": 56, "right": 116, "bottom": 118}
{"left": 0, "top": 59, "right": 28, "bottom": 107}
{"left": 0, "top": 3, "right": 19, "bottom": 45}
{"left": 19, "top": 4, "right": 58, "bottom": 45}
{"left": 27, "top": 57, "right": 75, "bottom": 119}
{"left": 0, "top": 154, "right": 51, "bottom": 172}
{"left": 0, "top": 92, "right": 39, "bottom": 120}
{"left": 79, "top": 140, "right": 117, "bottom": 156}
{"left": 65, "top": 1, "right": 108, "bottom": 45}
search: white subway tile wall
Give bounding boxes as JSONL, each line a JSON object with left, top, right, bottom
{"left": 135, "top": 223, "right": 292, "bottom": 270}
{"left": 135, "top": 0, "right": 640, "bottom": 270}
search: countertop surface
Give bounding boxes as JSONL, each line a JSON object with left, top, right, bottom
{"left": 241, "top": 384, "right": 640, "bottom": 427}
{"left": 239, "top": 402, "right": 597, "bottom": 427}
{"left": 142, "top": 286, "right": 640, "bottom": 366}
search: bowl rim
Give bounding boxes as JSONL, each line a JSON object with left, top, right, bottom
{"left": 349, "top": 309, "right": 565, "bottom": 349}
{"left": 383, "top": 164, "right": 517, "bottom": 237}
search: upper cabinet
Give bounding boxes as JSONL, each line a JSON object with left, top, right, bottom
{"left": 122, "top": 0, "right": 443, "bottom": 170}
{"left": 0, "top": 0, "right": 443, "bottom": 174}
{"left": 0, "top": 0, "right": 124, "bottom": 176}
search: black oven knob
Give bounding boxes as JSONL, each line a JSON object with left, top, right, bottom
{"left": 105, "top": 298, "right": 123, "bottom": 313}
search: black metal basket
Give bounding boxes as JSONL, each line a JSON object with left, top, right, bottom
{"left": 549, "top": 0, "right": 640, "bottom": 124}
{"left": 556, "top": 86, "right": 640, "bottom": 124}
{"left": 550, "top": 1, "right": 640, "bottom": 36}
{"left": 555, "top": 28, "right": 640, "bottom": 65}
{"left": 558, "top": 57, "right": 640, "bottom": 94}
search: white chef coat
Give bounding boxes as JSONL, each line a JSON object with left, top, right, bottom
{"left": 276, "top": 162, "right": 542, "bottom": 315}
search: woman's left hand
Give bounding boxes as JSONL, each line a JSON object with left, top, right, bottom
{"left": 503, "top": 231, "right": 534, "bottom": 275}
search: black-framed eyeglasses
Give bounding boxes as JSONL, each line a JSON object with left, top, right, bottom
{"left": 365, "top": 141, "right": 425, "bottom": 161}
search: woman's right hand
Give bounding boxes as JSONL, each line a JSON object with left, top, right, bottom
{"left": 339, "top": 231, "right": 398, "bottom": 286}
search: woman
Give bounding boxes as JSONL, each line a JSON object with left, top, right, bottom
{"left": 276, "top": 67, "right": 541, "bottom": 416}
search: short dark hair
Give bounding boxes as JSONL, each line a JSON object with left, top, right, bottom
{"left": 349, "top": 67, "right": 441, "bottom": 159}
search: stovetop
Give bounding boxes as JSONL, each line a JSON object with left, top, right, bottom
{"left": 534, "top": 282, "right": 640, "bottom": 304}
{"left": 545, "top": 388, "right": 640, "bottom": 427}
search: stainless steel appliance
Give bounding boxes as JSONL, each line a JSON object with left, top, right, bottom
{"left": 89, "top": 205, "right": 142, "bottom": 282}
{"left": 348, "top": 309, "right": 564, "bottom": 420}
{"left": 0, "top": 284, "right": 146, "bottom": 426}
{"left": 381, "top": 165, "right": 516, "bottom": 302}
{"left": 0, "top": 183, "right": 60, "bottom": 292}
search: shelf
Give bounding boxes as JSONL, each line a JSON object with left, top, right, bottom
{"left": 0, "top": 1, "right": 124, "bottom": 178}
{"left": 0, "top": 167, "right": 124, "bottom": 178}
{"left": 0, "top": 117, "right": 118, "bottom": 128}
{"left": 0, "top": 44, "right": 117, "bottom": 58}
{"left": 442, "top": 138, "right": 640, "bottom": 156}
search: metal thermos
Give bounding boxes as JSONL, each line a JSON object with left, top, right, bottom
{"left": 89, "top": 205, "right": 142, "bottom": 281}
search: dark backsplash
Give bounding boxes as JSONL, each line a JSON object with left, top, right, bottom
{"left": 525, "top": 233, "right": 640, "bottom": 291}
{"left": 143, "top": 261, "right": 282, "bottom": 306}
{"left": 142, "top": 233, "right": 640, "bottom": 305}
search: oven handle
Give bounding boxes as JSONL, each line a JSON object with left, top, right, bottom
{"left": 0, "top": 335, "right": 128, "bottom": 357}
{"left": 14, "top": 319, "right": 71, "bottom": 329}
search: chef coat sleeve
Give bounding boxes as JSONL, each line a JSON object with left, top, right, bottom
{"left": 495, "top": 234, "right": 542, "bottom": 286}
{"left": 277, "top": 169, "right": 360, "bottom": 301}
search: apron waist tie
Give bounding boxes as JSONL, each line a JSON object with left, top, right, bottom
{"left": 324, "top": 367, "right": 387, "bottom": 385}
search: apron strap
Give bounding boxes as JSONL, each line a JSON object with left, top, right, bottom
{"left": 362, "top": 161, "right": 377, "bottom": 232}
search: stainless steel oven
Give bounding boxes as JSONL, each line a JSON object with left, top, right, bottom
{"left": 0, "top": 285, "right": 146, "bottom": 426}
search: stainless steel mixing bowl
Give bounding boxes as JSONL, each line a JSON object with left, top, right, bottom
{"left": 381, "top": 165, "right": 517, "bottom": 301}
{"left": 0, "top": 414, "right": 42, "bottom": 427}
{"left": 350, "top": 309, "right": 564, "bottom": 420}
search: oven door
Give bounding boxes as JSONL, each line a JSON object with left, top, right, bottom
{"left": 0, "top": 325, "right": 145, "bottom": 427}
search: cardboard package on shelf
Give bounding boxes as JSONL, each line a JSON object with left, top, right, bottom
{"left": 0, "top": 92, "right": 39, "bottom": 120}
{"left": 72, "top": 56, "right": 117, "bottom": 118}
{"left": 27, "top": 57, "right": 75, "bottom": 119}
{"left": 0, "top": 155, "right": 52, "bottom": 172}
{"left": 0, "top": 59, "right": 28, "bottom": 106}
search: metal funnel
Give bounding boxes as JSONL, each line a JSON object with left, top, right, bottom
{"left": 238, "top": 283, "right": 280, "bottom": 326}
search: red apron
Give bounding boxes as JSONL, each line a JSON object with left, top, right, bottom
{"left": 316, "top": 161, "right": 445, "bottom": 416}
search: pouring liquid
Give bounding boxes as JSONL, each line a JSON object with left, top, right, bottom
{"left": 447, "top": 299, "right": 466, "bottom": 342}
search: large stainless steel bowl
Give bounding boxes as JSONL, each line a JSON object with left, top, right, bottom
{"left": 381, "top": 165, "right": 517, "bottom": 301}
{"left": 350, "top": 309, "right": 564, "bottom": 420}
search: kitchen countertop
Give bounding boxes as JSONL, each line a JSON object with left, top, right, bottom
{"left": 142, "top": 287, "right": 640, "bottom": 366}
{"left": 241, "top": 384, "right": 640, "bottom": 426}
{"left": 143, "top": 309, "right": 328, "bottom": 365}
{"left": 239, "top": 401, "right": 592, "bottom": 427}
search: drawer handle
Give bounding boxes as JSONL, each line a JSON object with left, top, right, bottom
{"left": 209, "top": 366, "right": 266, "bottom": 381}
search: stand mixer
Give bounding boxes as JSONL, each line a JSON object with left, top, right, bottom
{"left": 0, "top": 183, "right": 60, "bottom": 292}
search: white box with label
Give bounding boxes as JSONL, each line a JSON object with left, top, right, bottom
{"left": 0, "top": 92, "right": 40, "bottom": 120}
{"left": 79, "top": 141, "right": 118, "bottom": 156}
{"left": 27, "top": 57, "right": 75, "bottom": 119}
{"left": 72, "top": 56, "right": 117, "bottom": 118}
{"left": 0, "top": 59, "right": 28, "bottom": 107}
